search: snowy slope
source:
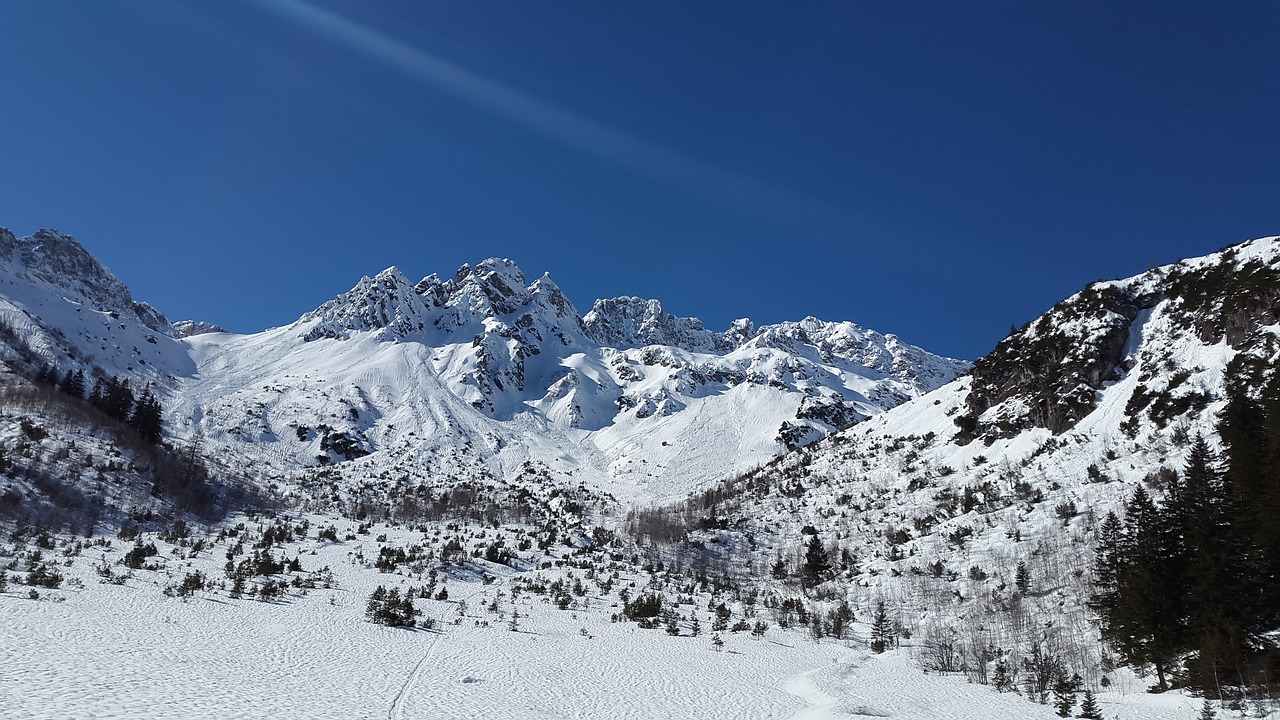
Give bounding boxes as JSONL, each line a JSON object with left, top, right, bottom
{"left": 0, "top": 228, "right": 193, "bottom": 386}
{"left": 2, "top": 229, "right": 1272, "bottom": 720}
{"left": 640, "top": 236, "right": 1280, "bottom": 696}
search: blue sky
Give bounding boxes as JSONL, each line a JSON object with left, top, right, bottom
{"left": 1, "top": 1, "right": 1276, "bottom": 359}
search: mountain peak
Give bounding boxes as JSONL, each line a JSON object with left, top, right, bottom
{"left": 0, "top": 227, "right": 170, "bottom": 333}
{"left": 300, "top": 265, "right": 429, "bottom": 341}
{"left": 582, "top": 296, "right": 729, "bottom": 353}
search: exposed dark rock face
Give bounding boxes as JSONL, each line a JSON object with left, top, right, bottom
{"left": 957, "top": 239, "right": 1280, "bottom": 442}
{"left": 963, "top": 284, "right": 1153, "bottom": 437}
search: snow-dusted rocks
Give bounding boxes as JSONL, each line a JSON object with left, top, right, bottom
{"left": 959, "top": 235, "right": 1280, "bottom": 441}
{"left": 0, "top": 228, "right": 194, "bottom": 387}
{"left": 171, "top": 320, "right": 228, "bottom": 338}
{"left": 583, "top": 296, "right": 729, "bottom": 353}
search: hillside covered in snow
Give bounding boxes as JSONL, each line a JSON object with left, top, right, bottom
{"left": 2, "top": 227, "right": 1278, "bottom": 719}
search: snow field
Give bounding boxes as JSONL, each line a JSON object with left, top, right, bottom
{"left": 1, "top": 516, "right": 1211, "bottom": 719}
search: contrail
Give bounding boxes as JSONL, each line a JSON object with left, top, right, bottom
{"left": 248, "top": 0, "right": 854, "bottom": 231}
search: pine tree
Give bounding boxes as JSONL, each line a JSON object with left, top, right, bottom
{"left": 1053, "top": 673, "right": 1080, "bottom": 717}
{"left": 802, "top": 534, "right": 830, "bottom": 588}
{"left": 1077, "top": 690, "right": 1101, "bottom": 719}
{"left": 35, "top": 364, "right": 56, "bottom": 385}
{"left": 870, "top": 601, "right": 894, "bottom": 653}
{"left": 1093, "top": 512, "right": 1124, "bottom": 590}
{"left": 1100, "top": 485, "right": 1184, "bottom": 690}
{"left": 93, "top": 375, "right": 134, "bottom": 421}
{"left": 128, "top": 388, "right": 163, "bottom": 443}
{"left": 1169, "top": 435, "right": 1257, "bottom": 687}
{"left": 59, "top": 369, "right": 85, "bottom": 400}
{"left": 993, "top": 657, "right": 1015, "bottom": 693}
{"left": 1197, "top": 698, "right": 1216, "bottom": 720}
{"left": 1220, "top": 369, "right": 1280, "bottom": 626}
{"left": 1015, "top": 560, "right": 1031, "bottom": 596}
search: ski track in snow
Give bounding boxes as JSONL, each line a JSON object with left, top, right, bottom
{"left": 387, "top": 574, "right": 499, "bottom": 720}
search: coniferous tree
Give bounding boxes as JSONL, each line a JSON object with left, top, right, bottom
{"left": 92, "top": 376, "right": 134, "bottom": 421}
{"left": 59, "top": 369, "right": 85, "bottom": 400}
{"left": 1015, "top": 561, "right": 1031, "bottom": 596}
{"left": 129, "top": 388, "right": 163, "bottom": 443}
{"left": 1077, "top": 690, "right": 1102, "bottom": 719}
{"left": 1095, "top": 485, "right": 1184, "bottom": 690}
{"left": 1052, "top": 673, "right": 1081, "bottom": 717}
{"left": 35, "top": 364, "right": 56, "bottom": 385}
{"left": 802, "top": 534, "right": 830, "bottom": 588}
{"left": 1169, "top": 435, "right": 1258, "bottom": 689}
{"left": 870, "top": 601, "right": 894, "bottom": 653}
{"left": 771, "top": 555, "right": 788, "bottom": 580}
{"left": 1220, "top": 366, "right": 1280, "bottom": 625}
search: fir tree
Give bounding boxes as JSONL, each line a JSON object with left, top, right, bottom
{"left": 1169, "top": 435, "right": 1258, "bottom": 687}
{"left": 870, "top": 601, "right": 894, "bottom": 653}
{"left": 129, "top": 388, "right": 163, "bottom": 443}
{"left": 993, "top": 657, "right": 1015, "bottom": 693}
{"left": 1220, "top": 368, "right": 1280, "bottom": 626}
{"left": 35, "top": 364, "right": 56, "bottom": 385}
{"left": 802, "top": 534, "right": 830, "bottom": 588}
{"left": 1077, "top": 690, "right": 1101, "bottom": 719}
{"left": 1099, "top": 485, "right": 1184, "bottom": 690}
{"left": 1052, "top": 673, "right": 1081, "bottom": 717}
{"left": 59, "top": 369, "right": 85, "bottom": 400}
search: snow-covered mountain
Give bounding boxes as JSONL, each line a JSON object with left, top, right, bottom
{"left": 0, "top": 228, "right": 194, "bottom": 385}
{"left": 634, "top": 235, "right": 1280, "bottom": 692}
{"left": 3, "top": 227, "right": 1277, "bottom": 719}
{"left": 0, "top": 228, "right": 965, "bottom": 506}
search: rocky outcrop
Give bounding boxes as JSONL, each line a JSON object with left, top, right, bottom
{"left": 583, "top": 297, "right": 728, "bottom": 353}
{"left": 957, "top": 236, "right": 1280, "bottom": 441}
{"left": 171, "top": 320, "right": 229, "bottom": 338}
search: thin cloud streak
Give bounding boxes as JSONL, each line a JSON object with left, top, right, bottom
{"left": 249, "top": 0, "right": 856, "bottom": 233}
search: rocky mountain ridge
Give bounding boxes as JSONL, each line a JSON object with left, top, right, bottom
{"left": 0, "top": 227, "right": 967, "bottom": 508}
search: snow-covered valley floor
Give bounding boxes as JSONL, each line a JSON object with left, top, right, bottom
{"left": 0, "top": 517, "right": 1211, "bottom": 719}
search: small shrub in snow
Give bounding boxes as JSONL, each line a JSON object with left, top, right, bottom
{"left": 122, "top": 542, "right": 158, "bottom": 570}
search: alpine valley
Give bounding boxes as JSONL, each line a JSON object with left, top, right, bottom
{"left": 2, "top": 227, "right": 1278, "bottom": 720}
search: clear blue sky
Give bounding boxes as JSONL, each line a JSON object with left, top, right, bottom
{"left": 2, "top": 1, "right": 1276, "bottom": 359}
